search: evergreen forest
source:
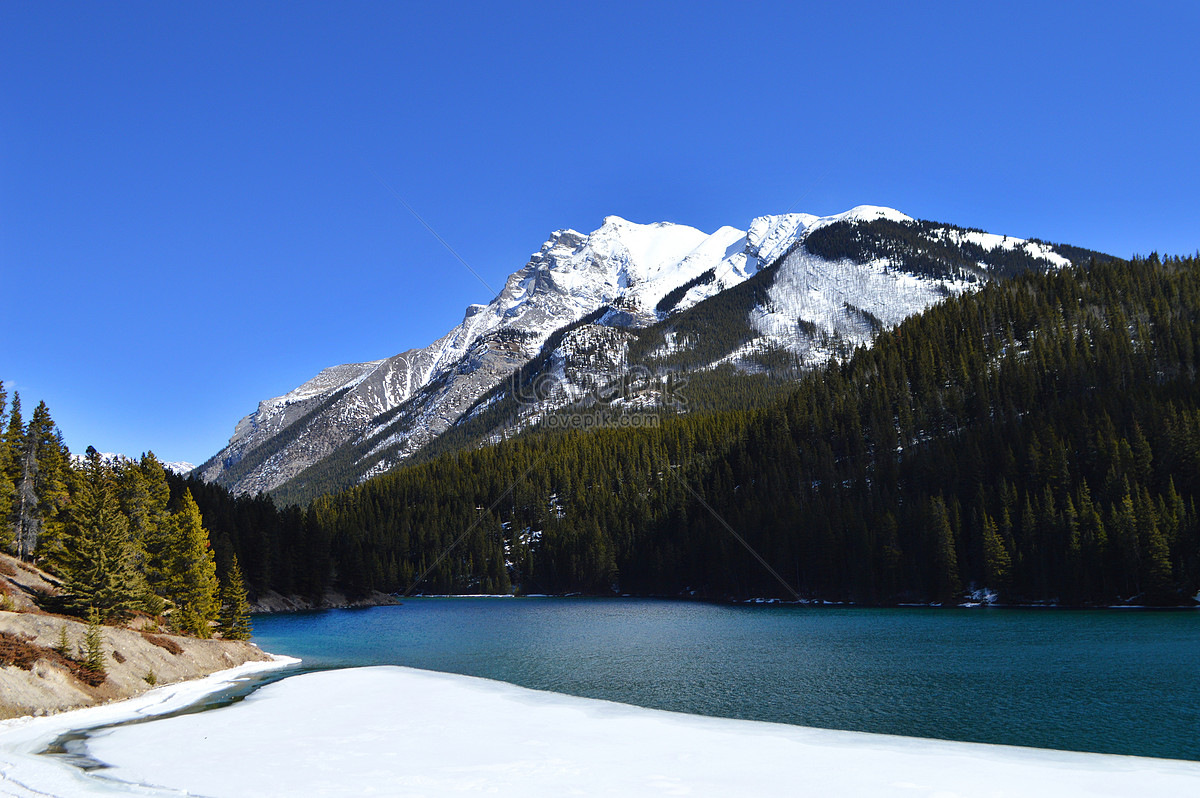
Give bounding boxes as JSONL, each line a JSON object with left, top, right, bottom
{"left": 0, "top": 399, "right": 250, "bottom": 637}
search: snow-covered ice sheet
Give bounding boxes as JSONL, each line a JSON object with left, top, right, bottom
{"left": 0, "top": 655, "right": 299, "bottom": 797}
{"left": 30, "top": 665, "right": 1200, "bottom": 797}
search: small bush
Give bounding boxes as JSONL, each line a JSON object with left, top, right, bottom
{"left": 0, "top": 631, "right": 47, "bottom": 669}
{"left": 143, "top": 670, "right": 157, "bottom": 686}
{"left": 0, "top": 631, "right": 104, "bottom": 687}
{"left": 112, "top": 649, "right": 126, "bottom": 664}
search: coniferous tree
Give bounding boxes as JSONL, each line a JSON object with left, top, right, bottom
{"left": 3, "top": 392, "right": 30, "bottom": 556}
{"left": 167, "top": 491, "right": 219, "bottom": 637}
{"left": 981, "top": 511, "right": 1011, "bottom": 594}
{"left": 23, "top": 401, "right": 70, "bottom": 561}
{"left": 60, "top": 448, "right": 143, "bottom": 621}
{"left": 0, "top": 384, "right": 15, "bottom": 552}
{"left": 80, "top": 608, "right": 106, "bottom": 679}
{"left": 217, "top": 554, "right": 252, "bottom": 640}
{"left": 119, "top": 453, "right": 173, "bottom": 614}
{"left": 54, "top": 622, "right": 72, "bottom": 657}
{"left": 13, "top": 440, "right": 40, "bottom": 559}
{"left": 2, "top": 391, "right": 22, "bottom": 487}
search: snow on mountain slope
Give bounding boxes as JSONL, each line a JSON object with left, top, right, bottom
{"left": 199, "top": 214, "right": 791, "bottom": 495}
{"left": 752, "top": 206, "right": 961, "bottom": 364}
{"left": 435, "top": 206, "right": 1077, "bottom": 455}
{"left": 749, "top": 205, "right": 1079, "bottom": 365}
{"left": 200, "top": 205, "right": 1081, "bottom": 499}
{"left": 752, "top": 240, "right": 966, "bottom": 365}
{"left": 943, "top": 227, "right": 1072, "bottom": 269}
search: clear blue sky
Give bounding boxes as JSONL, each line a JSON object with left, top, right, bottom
{"left": 2, "top": 1, "right": 1197, "bottom": 466}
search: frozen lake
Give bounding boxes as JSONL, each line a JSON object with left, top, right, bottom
{"left": 252, "top": 598, "right": 1200, "bottom": 761}
{"left": 3, "top": 599, "right": 1198, "bottom": 797}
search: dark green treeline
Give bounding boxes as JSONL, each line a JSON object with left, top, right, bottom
{"left": 265, "top": 253, "right": 1197, "bottom": 605}
{"left": 0, "top": 394, "right": 250, "bottom": 635}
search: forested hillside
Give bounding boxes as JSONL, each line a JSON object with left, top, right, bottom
{"left": 0, "top": 398, "right": 250, "bottom": 636}
{"left": 209, "top": 208, "right": 1089, "bottom": 505}
{"left": 9, "top": 254, "right": 1199, "bottom": 607}
{"left": 278, "top": 253, "right": 1200, "bottom": 605}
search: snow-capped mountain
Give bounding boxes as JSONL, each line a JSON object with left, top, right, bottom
{"left": 197, "top": 213, "right": 808, "bottom": 495}
{"left": 198, "top": 206, "right": 1084, "bottom": 499}
{"left": 440, "top": 206, "right": 1078, "bottom": 451}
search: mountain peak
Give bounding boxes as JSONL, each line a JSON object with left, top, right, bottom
{"left": 832, "top": 205, "right": 913, "bottom": 225}
{"left": 197, "top": 204, "right": 1086, "bottom": 501}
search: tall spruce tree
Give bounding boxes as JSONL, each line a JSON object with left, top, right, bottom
{"left": 981, "top": 510, "right": 1012, "bottom": 594}
{"left": 13, "top": 440, "right": 40, "bottom": 559}
{"left": 217, "top": 554, "right": 252, "bottom": 640}
{"left": 2, "top": 392, "right": 21, "bottom": 482}
{"left": 0, "top": 384, "right": 15, "bottom": 552}
{"left": 118, "top": 453, "right": 173, "bottom": 614}
{"left": 61, "top": 448, "right": 143, "bottom": 621}
{"left": 23, "top": 401, "right": 70, "bottom": 561}
{"left": 928, "top": 496, "right": 962, "bottom": 603}
{"left": 167, "top": 491, "right": 219, "bottom": 637}
{"left": 2, "top": 392, "right": 24, "bottom": 553}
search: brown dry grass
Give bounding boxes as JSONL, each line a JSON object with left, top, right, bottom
{"left": 0, "top": 630, "right": 105, "bottom": 687}
{"left": 141, "top": 633, "right": 184, "bottom": 655}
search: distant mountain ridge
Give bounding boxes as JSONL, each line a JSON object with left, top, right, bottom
{"left": 197, "top": 206, "right": 1090, "bottom": 501}
{"left": 71, "top": 451, "right": 195, "bottom": 476}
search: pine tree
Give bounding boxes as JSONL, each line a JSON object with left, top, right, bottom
{"left": 61, "top": 448, "right": 143, "bottom": 621}
{"left": 218, "top": 554, "right": 252, "bottom": 640}
{"left": 981, "top": 510, "right": 1011, "bottom": 593}
{"left": 0, "top": 384, "right": 14, "bottom": 552}
{"left": 167, "top": 491, "right": 219, "bottom": 637}
{"left": 1, "top": 392, "right": 21, "bottom": 488}
{"left": 928, "top": 496, "right": 961, "bottom": 603}
{"left": 3, "top": 392, "right": 32, "bottom": 557}
{"left": 17, "top": 401, "right": 69, "bottom": 561}
{"left": 13, "top": 437, "right": 40, "bottom": 559}
{"left": 54, "top": 622, "right": 72, "bottom": 657}
{"left": 80, "top": 608, "right": 106, "bottom": 679}
{"left": 31, "top": 424, "right": 72, "bottom": 564}
{"left": 119, "top": 453, "right": 172, "bottom": 614}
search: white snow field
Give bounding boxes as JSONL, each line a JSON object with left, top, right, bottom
{"left": 4, "top": 665, "right": 1195, "bottom": 798}
{"left": 0, "top": 656, "right": 299, "bottom": 797}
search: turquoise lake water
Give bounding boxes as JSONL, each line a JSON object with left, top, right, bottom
{"left": 250, "top": 598, "right": 1200, "bottom": 761}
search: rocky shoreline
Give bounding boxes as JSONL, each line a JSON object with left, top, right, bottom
{"left": 248, "top": 588, "right": 401, "bottom": 614}
{"left": 0, "top": 610, "right": 274, "bottom": 720}
{"left": 0, "top": 554, "right": 277, "bottom": 721}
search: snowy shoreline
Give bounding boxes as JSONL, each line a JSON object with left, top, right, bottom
{"left": 0, "top": 655, "right": 298, "bottom": 797}
{"left": 3, "top": 661, "right": 1198, "bottom": 797}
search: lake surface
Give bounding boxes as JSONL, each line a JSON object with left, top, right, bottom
{"left": 251, "top": 598, "right": 1200, "bottom": 761}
